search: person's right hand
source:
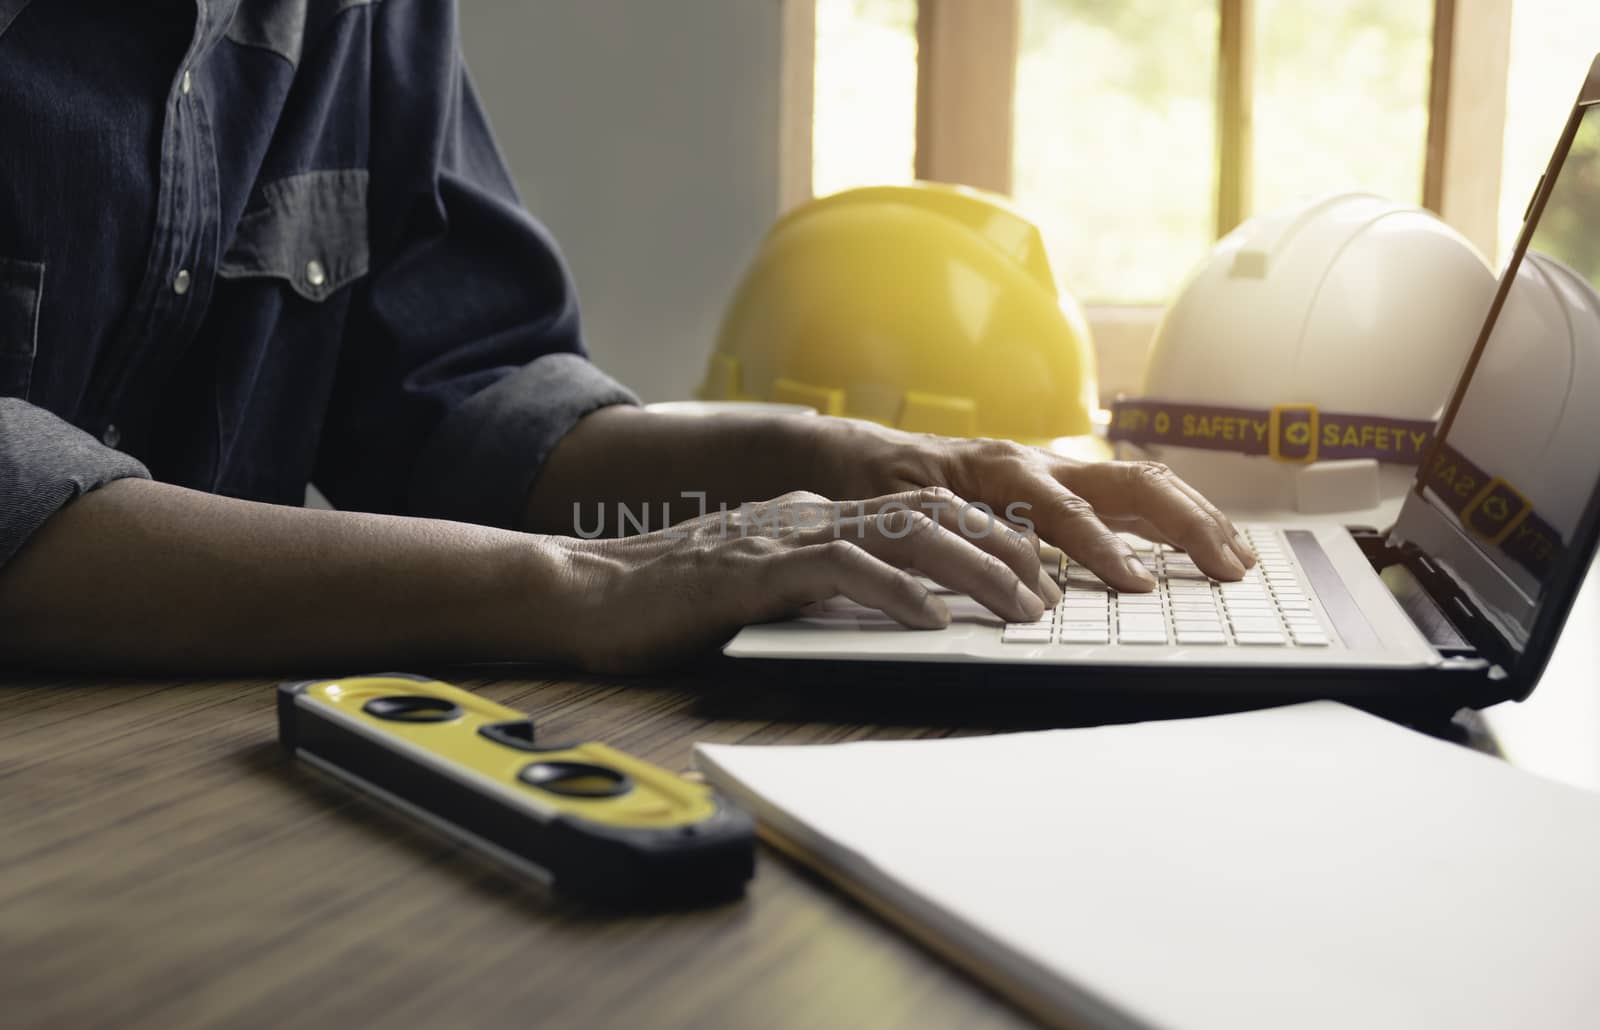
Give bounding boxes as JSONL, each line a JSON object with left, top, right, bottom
{"left": 553, "top": 487, "right": 1061, "bottom": 673}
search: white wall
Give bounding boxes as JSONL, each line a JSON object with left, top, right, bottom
{"left": 459, "top": 0, "right": 785, "bottom": 402}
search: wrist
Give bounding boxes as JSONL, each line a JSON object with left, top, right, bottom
{"left": 790, "top": 415, "right": 932, "bottom": 499}
{"left": 447, "top": 531, "right": 584, "bottom": 666}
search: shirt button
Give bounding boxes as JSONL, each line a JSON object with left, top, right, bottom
{"left": 173, "top": 269, "right": 191, "bottom": 295}
{"left": 102, "top": 424, "right": 122, "bottom": 449}
{"left": 305, "top": 259, "right": 326, "bottom": 288}
{"left": 181, "top": 69, "right": 193, "bottom": 94}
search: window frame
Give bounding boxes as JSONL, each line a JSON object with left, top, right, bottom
{"left": 786, "top": 0, "right": 1512, "bottom": 400}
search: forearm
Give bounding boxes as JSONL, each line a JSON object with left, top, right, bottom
{"left": 0, "top": 479, "right": 574, "bottom": 673}
{"left": 523, "top": 405, "right": 864, "bottom": 533}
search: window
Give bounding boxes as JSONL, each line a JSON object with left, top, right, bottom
{"left": 1251, "top": 0, "right": 1433, "bottom": 215}
{"left": 1012, "top": 0, "right": 1218, "bottom": 305}
{"left": 1499, "top": 3, "right": 1600, "bottom": 266}
{"left": 811, "top": 0, "right": 917, "bottom": 199}
{"left": 801, "top": 0, "right": 1535, "bottom": 391}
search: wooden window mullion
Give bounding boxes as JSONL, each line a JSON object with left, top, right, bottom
{"left": 1216, "top": 0, "right": 1255, "bottom": 237}
{"left": 1423, "top": 0, "right": 1513, "bottom": 259}
{"left": 914, "top": 0, "right": 1020, "bottom": 194}
{"left": 780, "top": 0, "right": 817, "bottom": 212}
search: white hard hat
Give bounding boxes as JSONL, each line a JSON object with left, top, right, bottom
{"left": 1420, "top": 250, "right": 1600, "bottom": 591}
{"left": 1110, "top": 193, "right": 1498, "bottom": 516}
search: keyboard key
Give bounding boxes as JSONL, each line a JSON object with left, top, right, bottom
{"left": 1001, "top": 524, "right": 1334, "bottom": 654}
{"left": 945, "top": 597, "right": 1007, "bottom": 621}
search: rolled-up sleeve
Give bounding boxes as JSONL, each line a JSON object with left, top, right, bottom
{"left": 411, "top": 353, "right": 637, "bottom": 527}
{"left": 0, "top": 398, "right": 150, "bottom": 568}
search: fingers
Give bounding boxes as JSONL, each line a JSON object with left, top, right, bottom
{"left": 1066, "top": 462, "right": 1253, "bottom": 581}
{"left": 1036, "top": 566, "right": 1063, "bottom": 607}
{"left": 1166, "top": 474, "right": 1256, "bottom": 566}
{"left": 762, "top": 540, "right": 952, "bottom": 630}
{"left": 813, "top": 507, "right": 1042, "bottom": 623}
{"left": 854, "top": 487, "right": 1053, "bottom": 604}
{"left": 1011, "top": 467, "right": 1162, "bottom": 592}
{"left": 1094, "top": 517, "right": 1179, "bottom": 551}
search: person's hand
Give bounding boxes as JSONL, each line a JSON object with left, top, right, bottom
{"left": 811, "top": 421, "right": 1256, "bottom": 593}
{"left": 553, "top": 488, "right": 1062, "bottom": 673}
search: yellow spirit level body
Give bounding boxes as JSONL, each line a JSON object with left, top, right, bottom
{"left": 277, "top": 673, "right": 755, "bottom": 906}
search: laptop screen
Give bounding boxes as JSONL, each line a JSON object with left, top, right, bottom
{"left": 1403, "top": 92, "right": 1600, "bottom": 655}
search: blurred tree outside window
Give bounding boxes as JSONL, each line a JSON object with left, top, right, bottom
{"left": 1251, "top": 0, "right": 1432, "bottom": 216}
{"left": 1499, "top": 2, "right": 1600, "bottom": 269}
{"left": 1012, "top": 0, "right": 1218, "bottom": 305}
{"left": 812, "top": 1, "right": 1595, "bottom": 305}
{"left": 812, "top": 0, "right": 918, "bottom": 200}
{"left": 817, "top": 0, "right": 1438, "bottom": 307}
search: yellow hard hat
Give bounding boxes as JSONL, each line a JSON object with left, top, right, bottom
{"left": 700, "top": 183, "right": 1102, "bottom": 449}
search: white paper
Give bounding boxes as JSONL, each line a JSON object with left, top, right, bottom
{"left": 696, "top": 702, "right": 1600, "bottom": 1030}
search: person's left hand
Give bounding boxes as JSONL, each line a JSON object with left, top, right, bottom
{"left": 813, "top": 420, "right": 1255, "bottom": 593}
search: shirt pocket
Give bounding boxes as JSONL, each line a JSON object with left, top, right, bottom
{"left": 0, "top": 257, "right": 43, "bottom": 400}
{"left": 218, "top": 169, "right": 369, "bottom": 301}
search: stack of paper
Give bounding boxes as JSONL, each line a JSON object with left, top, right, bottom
{"left": 696, "top": 702, "right": 1600, "bottom": 1029}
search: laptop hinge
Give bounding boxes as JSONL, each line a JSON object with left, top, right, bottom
{"left": 1351, "top": 528, "right": 1521, "bottom": 674}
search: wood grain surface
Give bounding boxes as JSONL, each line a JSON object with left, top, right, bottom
{"left": 1, "top": 669, "right": 1054, "bottom": 1030}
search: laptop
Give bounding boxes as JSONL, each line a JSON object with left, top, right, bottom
{"left": 724, "top": 55, "right": 1600, "bottom": 708}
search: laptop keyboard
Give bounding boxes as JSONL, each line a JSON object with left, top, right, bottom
{"left": 1001, "top": 527, "right": 1333, "bottom": 648}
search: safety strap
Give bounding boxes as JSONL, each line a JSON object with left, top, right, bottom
{"left": 1420, "top": 441, "right": 1564, "bottom": 584}
{"left": 1107, "top": 398, "right": 1566, "bottom": 584}
{"left": 1107, "top": 399, "right": 1435, "bottom": 464}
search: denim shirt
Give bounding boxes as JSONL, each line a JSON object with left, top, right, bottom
{"left": 0, "top": 0, "right": 638, "bottom": 568}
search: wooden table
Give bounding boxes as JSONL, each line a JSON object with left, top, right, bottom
{"left": 2, "top": 670, "right": 1061, "bottom": 1030}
